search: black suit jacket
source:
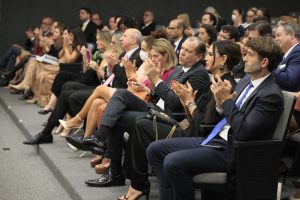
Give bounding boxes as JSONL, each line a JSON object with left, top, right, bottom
{"left": 112, "top": 48, "right": 143, "bottom": 89}
{"left": 139, "top": 22, "right": 156, "bottom": 36}
{"left": 154, "top": 62, "right": 210, "bottom": 116}
{"left": 222, "top": 75, "right": 283, "bottom": 188}
{"left": 175, "top": 35, "right": 187, "bottom": 58}
{"left": 81, "top": 21, "right": 98, "bottom": 43}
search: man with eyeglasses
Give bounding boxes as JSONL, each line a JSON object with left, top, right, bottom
{"left": 167, "top": 19, "right": 186, "bottom": 58}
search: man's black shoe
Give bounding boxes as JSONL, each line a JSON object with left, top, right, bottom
{"left": 66, "top": 135, "right": 105, "bottom": 153}
{"left": 85, "top": 172, "right": 125, "bottom": 187}
{"left": 23, "top": 132, "right": 53, "bottom": 145}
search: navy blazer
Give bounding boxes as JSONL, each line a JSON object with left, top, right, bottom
{"left": 222, "top": 75, "right": 283, "bottom": 188}
{"left": 154, "top": 62, "right": 210, "bottom": 115}
{"left": 273, "top": 43, "right": 300, "bottom": 92}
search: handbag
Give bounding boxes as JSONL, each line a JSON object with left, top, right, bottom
{"left": 147, "top": 108, "right": 178, "bottom": 141}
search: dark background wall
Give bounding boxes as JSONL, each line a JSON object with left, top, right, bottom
{"left": 0, "top": 0, "right": 299, "bottom": 55}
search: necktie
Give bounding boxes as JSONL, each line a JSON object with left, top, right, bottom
{"left": 174, "top": 69, "right": 185, "bottom": 81}
{"left": 201, "top": 82, "right": 253, "bottom": 145}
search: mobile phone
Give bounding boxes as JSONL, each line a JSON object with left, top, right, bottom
{"left": 86, "top": 50, "right": 92, "bottom": 63}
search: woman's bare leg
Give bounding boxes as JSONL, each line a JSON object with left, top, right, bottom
{"left": 66, "top": 85, "right": 115, "bottom": 127}
{"left": 43, "top": 93, "right": 57, "bottom": 110}
{"left": 83, "top": 98, "right": 107, "bottom": 138}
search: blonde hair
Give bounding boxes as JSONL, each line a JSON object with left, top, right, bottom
{"left": 151, "top": 38, "right": 178, "bottom": 70}
{"left": 111, "top": 32, "right": 123, "bottom": 55}
{"left": 97, "top": 30, "right": 112, "bottom": 52}
{"left": 177, "top": 13, "right": 191, "bottom": 28}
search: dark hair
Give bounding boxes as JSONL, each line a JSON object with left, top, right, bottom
{"left": 80, "top": 7, "right": 92, "bottom": 15}
{"left": 246, "top": 36, "right": 283, "bottom": 72}
{"left": 233, "top": 8, "right": 244, "bottom": 16}
{"left": 221, "top": 25, "right": 240, "bottom": 41}
{"left": 212, "top": 40, "right": 242, "bottom": 71}
{"left": 200, "top": 24, "right": 217, "bottom": 45}
{"left": 203, "top": 12, "right": 217, "bottom": 26}
{"left": 92, "top": 12, "right": 102, "bottom": 19}
{"left": 186, "top": 37, "right": 206, "bottom": 57}
{"left": 257, "top": 7, "right": 270, "bottom": 22}
{"left": 68, "top": 27, "right": 87, "bottom": 50}
{"left": 248, "top": 21, "right": 272, "bottom": 36}
{"left": 253, "top": 16, "right": 269, "bottom": 23}
{"left": 117, "top": 16, "right": 138, "bottom": 30}
{"left": 143, "top": 29, "right": 169, "bottom": 49}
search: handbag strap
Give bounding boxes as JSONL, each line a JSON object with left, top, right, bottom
{"left": 153, "top": 116, "right": 177, "bottom": 141}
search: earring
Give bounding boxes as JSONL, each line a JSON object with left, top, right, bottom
{"left": 220, "top": 64, "right": 225, "bottom": 72}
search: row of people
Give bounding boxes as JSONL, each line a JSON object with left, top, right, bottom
{"left": 1, "top": 7, "right": 300, "bottom": 200}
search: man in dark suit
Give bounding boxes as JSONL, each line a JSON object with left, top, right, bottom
{"left": 67, "top": 37, "right": 210, "bottom": 187}
{"left": 274, "top": 22, "right": 300, "bottom": 178}
{"left": 139, "top": 10, "right": 156, "bottom": 36}
{"left": 167, "top": 19, "right": 186, "bottom": 58}
{"left": 274, "top": 22, "right": 300, "bottom": 92}
{"left": 146, "top": 36, "right": 283, "bottom": 200}
{"left": 79, "top": 7, "right": 97, "bottom": 45}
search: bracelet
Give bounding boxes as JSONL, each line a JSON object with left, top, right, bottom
{"left": 185, "top": 101, "right": 196, "bottom": 108}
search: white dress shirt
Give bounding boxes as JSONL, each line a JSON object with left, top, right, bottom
{"left": 218, "top": 74, "right": 271, "bottom": 141}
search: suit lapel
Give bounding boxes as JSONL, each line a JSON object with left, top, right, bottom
{"left": 239, "top": 75, "right": 273, "bottom": 110}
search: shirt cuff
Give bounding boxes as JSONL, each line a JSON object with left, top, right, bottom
{"left": 216, "top": 106, "right": 224, "bottom": 115}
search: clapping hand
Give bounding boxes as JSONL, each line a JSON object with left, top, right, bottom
{"left": 128, "top": 78, "right": 148, "bottom": 93}
{"left": 122, "top": 58, "right": 136, "bottom": 80}
{"left": 210, "top": 75, "right": 236, "bottom": 108}
{"left": 172, "top": 80, "right": 197, "bottom": 104}
{"left": 144, "top": 59, "right": 161, "bottom": 85}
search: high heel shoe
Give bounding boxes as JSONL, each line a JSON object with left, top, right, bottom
{"left": 9, "top": 84, "right": 28, "bottom": 91}
{"left": 59, "top": 114, "right": 83, "bottom": 130}
{"left": 38, "top": 107, "right": 53, "bottom": 115}
{"left": 90, "top": 155, "right": 103, "bottom": 167}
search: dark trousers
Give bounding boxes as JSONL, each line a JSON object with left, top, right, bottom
{"left": 51, "top": 71, "right": 81, "bottom": 97}
{"left": 101, "top": 89, "right": 149, "bottom": 128}
{"left": 124, "top": 117, "right": 187, "bottom": 191}
{"left": 42, "top": 83, "right": 95, "bottom": 135}
{"left": 146, "top": 137, "right": 227, "bottom": 200}
{"left": 0, "top": 46, "right": 21, "bottom": 72}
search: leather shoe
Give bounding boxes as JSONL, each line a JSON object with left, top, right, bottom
{"left": 66, "top": 135, "right": 105, "bottom": 154}
{"left": 23, "top": 132, "right": 53, "bottom": 145}
{"left": 19, "top": 89, "right": 33, "bottom": 100}
{"left": 38, "top": 108, "right": 53, "bottom": 115}
{"left": 10, "top": 88, "right": 22, "bottom": 94}
{"left": 85, "top": 171, "right": 125, "bottom": 187}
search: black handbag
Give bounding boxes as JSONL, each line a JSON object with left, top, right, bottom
{"left": 147, "top": 108, "right": 178, "bottom": 140}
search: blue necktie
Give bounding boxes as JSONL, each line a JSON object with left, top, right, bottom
{"left": 201, "top": 82, "right": 253, "bottom": 145}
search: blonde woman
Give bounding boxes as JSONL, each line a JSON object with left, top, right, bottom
{"left": 38, "top": 30, "right": 112, "bottom": 114}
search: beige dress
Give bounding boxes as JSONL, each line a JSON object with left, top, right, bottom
{"left": 31, "top": 62, "right": 60, "bottom": 107}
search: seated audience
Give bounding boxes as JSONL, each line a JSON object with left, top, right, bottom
{"left": 119, "top": 40, "right": 241, "bottom": 200}
{"left": 147, "top": 36, "right": 284, "bottom": 200}
{"left": 38, "top": 30, "right": 112, "bottom": 114}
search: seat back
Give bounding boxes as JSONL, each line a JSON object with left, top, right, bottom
{"left": 273, "top": 91, "right": 296, "bottom": 140}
